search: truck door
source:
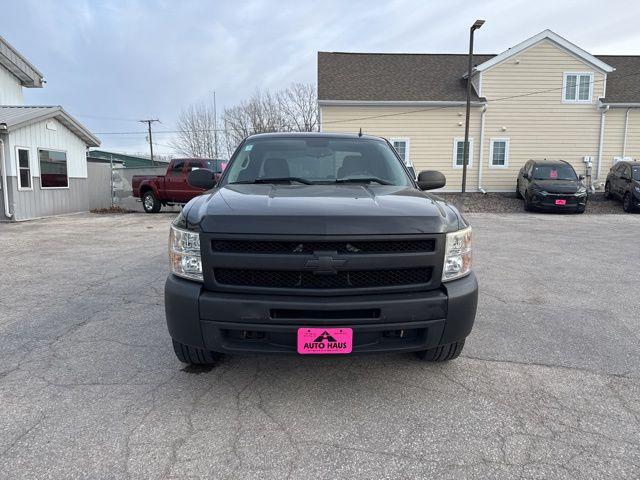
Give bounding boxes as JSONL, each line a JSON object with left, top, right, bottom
{"left": 165, "top": 160, "right": 185, "bottom": 202}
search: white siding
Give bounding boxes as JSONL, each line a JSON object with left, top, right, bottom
{"left": 6, "top": 118, "right": 88, "bottom": 178}
{"left": 0, "top": 64, "right": 24, "bottom": 104}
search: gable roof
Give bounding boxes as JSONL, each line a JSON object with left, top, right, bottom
{"left": 317, "top": 52, "right": 640, "bottom": 105}
{"left": 318, "top": 52, "right": 493, "bottom": 103}
{"left": 474, "top": 30, "right": 614, "bottom": 74}
{"left": 0, "top": 34, "right": 44, "bottom": 88}
{"left": 0, "top": 106, "right": 100, "bottom": 147}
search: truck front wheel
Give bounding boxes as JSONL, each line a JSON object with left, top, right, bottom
{"left": 142, "top": 191, "right": 161, "bottom": 213}
{"left": 172, "top": 339, "right": 223, "bottom": 365}
{"left": 415, "top": 339, "right": 465, "bottom": 362}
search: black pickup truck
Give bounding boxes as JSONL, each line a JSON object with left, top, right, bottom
{"left": 166, "top": 133, "right": 478, "bottom": 364}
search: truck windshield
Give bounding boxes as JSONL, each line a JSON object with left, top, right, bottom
{"left": 633, "top": 166, "right": 640, "bottom": 181}
{"left": 201, "top": 159, "right": 227, "bottom": 173}
{"left": 222, "top": 137, "right": 411, "bottom": 186}
{"left": 533, "top": 165, "right": 577, "bottom": 181}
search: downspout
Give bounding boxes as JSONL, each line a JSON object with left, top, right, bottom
{"left": 596, "top": 104, "right": 609, "bottom": 185}
{"left": 477, "top": 104, "right": 488, "bottom": 193}
{"left": 622, "top": 107, "right": 631, "bottom": 157}
{"left": 0, "top": 137, "right": 13, "bottom": 219}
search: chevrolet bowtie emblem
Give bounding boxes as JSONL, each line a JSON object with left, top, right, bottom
{"left": 304, "top": 254, "right": 347, "bottom": 275}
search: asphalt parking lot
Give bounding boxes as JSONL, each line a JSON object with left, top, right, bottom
{"left": 1, "top": 212, "right": 639, "bottom": 479}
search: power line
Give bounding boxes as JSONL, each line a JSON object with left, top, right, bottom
{"left": 89, "top": 68, "right": 640, "bottom": 137}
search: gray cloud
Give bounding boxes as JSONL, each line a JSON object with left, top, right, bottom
{"left": 3, "top": 0, "right": 640, "bottom": 154}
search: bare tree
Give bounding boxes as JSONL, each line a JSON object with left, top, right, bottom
{"left": 171, "top": 103, "right": 219, "bottom": 158}
{"left": 222, "top": 89, "right": 286, "bottom": 148}
{"left": 173, "top": 83, "right": 319, "bottom": 158}
{"left": 278, "top": 83, "right": 318, "bottom": 132}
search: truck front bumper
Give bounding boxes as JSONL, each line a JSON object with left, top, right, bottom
{"left": 165, "top": 273, "right": 478, "bottom": 355}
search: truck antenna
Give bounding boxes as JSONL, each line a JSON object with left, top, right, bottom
{"left": 358, "top": 128, "right": 363, "bottom": 137}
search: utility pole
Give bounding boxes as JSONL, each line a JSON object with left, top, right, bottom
{"left": 461, "top": 20, "right": 485, "bottom": 193}
{"left": 213, "top": 91, "right": 219, "bottom": 159}
{"left": 139, "top": 119, "right": 159, "bottom": 166}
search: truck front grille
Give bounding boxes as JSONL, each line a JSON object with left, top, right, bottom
{"left": 214, "top": 268, "right": 433, "bottom": 289}
{"left": 202, "top": 234, "right": 444, "bottom": 295}
{"left": 212, "top": 239, "right": 435, "bottom": 255}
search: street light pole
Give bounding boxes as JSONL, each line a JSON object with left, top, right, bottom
{"left": 461, "top": 19, "right": 485, "bottom": 193}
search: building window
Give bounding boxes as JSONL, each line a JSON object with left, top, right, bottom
{"left": 390, "top": 138, "right": 410, "bottom": 166}
{"left": 39, "top": 149, "right": 69, "bottom": 188}
{"left": 489, "top": 138, "right": 509, "bottom": 168}
{"left": 16, "top": 147, "right": 32, "bottom": 190}
{"left": 563, "top": 73, "right": 593, "bottom": 102}
{"left": 453, "top": 138, "right": 473, "bottom": 168}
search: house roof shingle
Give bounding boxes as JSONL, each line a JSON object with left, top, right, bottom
{"left": 0, "top": 105, "right": 100, "bottom": 147}
{"left": 595, "top": 55, "right": 640, "bottom": 104}
{"left": 318, "top": 52, "right": 494, "bottom": 102}
{"left": 318, "top": 52, "right": 640, "bottom": 104}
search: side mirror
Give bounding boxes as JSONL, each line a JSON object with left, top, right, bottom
{"left": 578, "top": 174, "right": 585, "bottom": 180}
{"left": 522, "top": 172, "right": 530, "bottom": 180}
{"left": 417, "top": 170, "right": 446, "bottom": 191}
{"left": 187, "top": 168, "right": 216, "bottom": 190}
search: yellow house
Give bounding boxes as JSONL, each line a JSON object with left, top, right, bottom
{"left": 318, "top": 30, "right": 640, "bottom": 192}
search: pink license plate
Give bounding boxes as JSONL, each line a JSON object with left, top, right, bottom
{"left": 555, "top": 199, "right": 567, "bottom": 205}
{"left": 297, "top": 328, "right": 353, "bottom": 354}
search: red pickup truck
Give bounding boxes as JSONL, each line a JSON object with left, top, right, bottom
{"left": 133, "top": 158, "right": 227, "bottom": 213}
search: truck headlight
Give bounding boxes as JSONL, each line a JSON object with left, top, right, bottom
{"left": 442, "top": 226, "right": 472, "bottom": 282}
{"left": 169, "top": 224, "right": 203, "bottom": 282}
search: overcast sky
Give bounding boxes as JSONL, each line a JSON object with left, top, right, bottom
{"left": 4, "top": 0, "right": 640, "bottom": 155}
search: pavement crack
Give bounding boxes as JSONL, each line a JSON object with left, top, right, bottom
{"left": 460, "top": 354, "right": 637, "bottom": 380}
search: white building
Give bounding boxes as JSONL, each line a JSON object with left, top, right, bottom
{"left": 0, "top": 34, "right": 100, "bottom": 221}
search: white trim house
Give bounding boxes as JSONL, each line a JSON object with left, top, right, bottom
{"left": 0, "top": 34, "right": 99, "bottom": 221}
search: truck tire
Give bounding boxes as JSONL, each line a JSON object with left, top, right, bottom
{"left": 604, "top": 182, "right": 612, "bottom": 199}
{"left": 172, "top": 339, "right": 223, "bottom": 365}
{"left": 515, "top": 181, "right": 522, "bottom": 199}
{"left": 415, "top": 339, "right": 465, "bottom": 362}
{"left": 523, "top": 194, "right": 533, "bottom": 212}
{"left": 142, "top": 191, "right": 161, "bottom": 213}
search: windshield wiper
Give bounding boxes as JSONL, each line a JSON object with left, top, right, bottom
{"left": 335, "top": 177, "right": 393, "bottom": 185}
{"left": 231, "top": 177, "right": 314, "bottom": 185}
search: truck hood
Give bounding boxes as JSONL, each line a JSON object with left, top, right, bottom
{"left": 184, "top": 184, "right": 463, "bottom": 235}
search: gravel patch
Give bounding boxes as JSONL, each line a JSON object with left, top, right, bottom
{"left": 438, "top": 192, "right": 629, "bottom": 214}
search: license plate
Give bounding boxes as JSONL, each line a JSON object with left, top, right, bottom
{"left": 297, "top": 328, "right": 353, "bottom": 354}
{"left": 555, "top": 199, "right": 567, "bottom": 205}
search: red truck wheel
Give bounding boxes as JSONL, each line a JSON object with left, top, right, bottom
{"left": 142, "top": 191, "right": 161, "bottom": 213}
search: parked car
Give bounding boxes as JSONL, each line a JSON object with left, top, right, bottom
{"left": 165, "top": 133, "right": 478, "bottom": 365}
{"left": 605, "top": 160, "right": 640, "bottom": 212}
{"left": 133, "top": 158, "right": 227, "bottom": 213}
{"left": 516, "top": 160, "right": 587, "bottom": 213}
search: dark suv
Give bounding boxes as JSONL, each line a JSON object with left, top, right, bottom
{"left": 605, "top": 160, "right": 640, "bottom": 212}
{"left": 516, "top": 160, "right": 587, "bottom": 213}
{"left": 165, "top": 133, "right": 478, "bottom": 365}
